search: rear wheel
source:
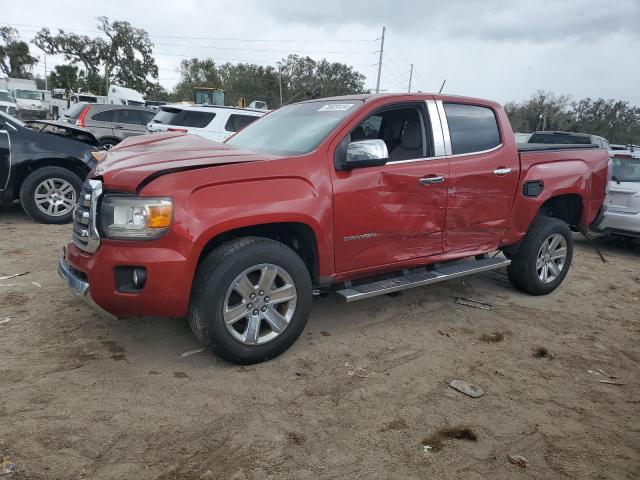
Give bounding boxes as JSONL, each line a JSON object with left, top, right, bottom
{"left": 19, "top": 167, "right": 82, "bottom": 224}
{"left": 506, "top": 215, "right": 573, "bottom": 295}
{"left": 189, "top": 237, "right": 312, "bottom": 364}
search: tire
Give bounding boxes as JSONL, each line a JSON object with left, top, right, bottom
{"left": 506, "top": 215, "right": 573, "bottom": 295}
{"left": 189, "top": 237, "right": 313, "bottom": 364}
{"left": 19, "top": 167, "right": 82, "bottom": 224}
{"left": 99, "top": 138, "right": 119, "bottom": 149}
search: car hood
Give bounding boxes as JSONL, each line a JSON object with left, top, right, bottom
{"left": 93, "top": 132, "right": 272, "bottom": 191}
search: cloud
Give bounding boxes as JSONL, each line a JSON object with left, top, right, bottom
{"left": 262, "top": 0, "right": 640, "bottom": 42}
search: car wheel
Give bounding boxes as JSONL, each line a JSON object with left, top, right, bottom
{"left": 189, "top": 237, "right": 312, "bottom": 364}
{"left": 507, "top": 215, "right": 573, "bottom": 295}
{"left": 19, "top": 167, "right": 82, "bottom": 224}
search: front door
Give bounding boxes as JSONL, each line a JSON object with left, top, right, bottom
{"left": 332, "top": 102, "right": 449, "bottom": 274}
{"left": 440, "top": 102, "right": 520, "bottom": 254}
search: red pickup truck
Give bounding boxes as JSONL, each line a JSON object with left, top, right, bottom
{"left": 58, "top": 94, "right": 610, "bottom": 364}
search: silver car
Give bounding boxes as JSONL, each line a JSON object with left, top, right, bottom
{"left": 62, "top": 103, "right": 156, "bottom": 149}
{"left": 595, "top": 150, "right": 640, "bottom": 237}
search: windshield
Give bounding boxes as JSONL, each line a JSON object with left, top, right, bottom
{"left": 226, "top": 100, "right": 363, "bottom": 156}
{"left": 612, "top": 158, "right": 640, "bottom": 183}
{"left": 0, "top": 91, "right": 13, "bottom": 102}
{"left": 15, "top": 89, "right": 41, "bottom": 100}
{"left": 0, "top": 109, "right": 24, "bottom": 127}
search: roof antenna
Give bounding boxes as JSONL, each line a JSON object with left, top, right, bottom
{"left": 438, "top": 79, "right": 447, "bottom": 94}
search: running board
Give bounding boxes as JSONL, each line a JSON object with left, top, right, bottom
{"left": 336, "top": 257, "right": 511, "bottom": 302}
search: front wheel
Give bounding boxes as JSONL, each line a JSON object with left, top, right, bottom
{"left": 19, "top": 167, "right": 82, "bottom": 224}
{"left": 506, "top": 215, "right": 573, "bottom": 295}
{"left": 189, "top": 237, "right": 312, "bottom": 364}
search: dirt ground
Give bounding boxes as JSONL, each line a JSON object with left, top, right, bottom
{"left": 1, "top": 203, "right": 639, "bottom": 480}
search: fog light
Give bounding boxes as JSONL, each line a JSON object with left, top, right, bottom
{"left": 115, "top": 266, "right": 147, "bottom": 293}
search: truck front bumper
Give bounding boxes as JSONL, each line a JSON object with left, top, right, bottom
{"left": 59, "top": 233, "right": 201, "bottom": 318}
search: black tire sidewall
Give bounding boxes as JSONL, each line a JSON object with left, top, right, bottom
{"left": 508, "top": 216, "right": 573, "bottom": 295}
{"left": 195, "top": 240, "right": 312, "bottom": 364}
{"left": 19, "top": 167, "right": 82, "bottom": 224}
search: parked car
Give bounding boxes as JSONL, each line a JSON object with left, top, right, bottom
{"left": 146, "top": 104, "right": 265, "bottom": 142}
{"left": 0, "top": 89, "right": 18, "bottom": 117}
{"left": 62, "top": 103, "right": 156, "bottom": 149}
{"left": 0, "top": 111, "right": 98, "bottom": 224}
{"left": 58, "top": 93, "right": 609, "bottom": 364}
{"left": 593, "top": 150, "right": 640, "bottom": 237}
{"left": 528, "top": 130, "right": 611, "bottom": 150}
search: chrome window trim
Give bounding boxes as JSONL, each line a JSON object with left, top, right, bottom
{"left": 425, "top": 100, "right": 446, "bottom": 157}
{"left": 387, "top": 155, "right": 448, "bottom": 165}
{"left": 447, "top": 143, "right": 504, "bottom": 158}
{"left": 435, "top": 100, "right": 452, "bottom": 156}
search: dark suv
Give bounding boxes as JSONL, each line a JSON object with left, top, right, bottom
{"left": 63, "top": 103, "right": 156, "bottom": 148}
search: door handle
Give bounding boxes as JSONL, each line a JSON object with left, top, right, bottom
{"left": 419, "top": 175, "right": 445, "bottom": 185}
{"left": 493, "top": 167, "right": 512, "bottom": 176}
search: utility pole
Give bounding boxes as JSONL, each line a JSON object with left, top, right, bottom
{"left": 375, "top": 26, "right": 386, "bottom": 94}
{"left": 278, "top": 63, "right": 283, "bottom": 106}
{"left": 408, "top": 63, "right": 413, "bottom": 93}
{"left": 44, "top": 54, "right": 48, "bottom": 91}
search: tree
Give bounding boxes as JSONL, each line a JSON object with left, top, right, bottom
{"left": 504, "top": 90, "right": 571, "bottom": 133}
{"left": 0, "top": 26, "right": 38, "bottom": 78}
{"left": 33, "top": 17, "right": 158, "bottom": 95}
{"left": 173, "top": 58, "right": 221, "bottom": 101}
{"left": 569, "top": 98, "right": 640, "bottom": 144}
{"left": 146, "top": 83, "right": 171, "bottom": 102}
{"left": 49, "top": 64, "right": 79, "bottom": 92}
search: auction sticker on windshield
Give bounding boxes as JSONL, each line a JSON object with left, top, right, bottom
{"left": 318, "top": 104, "right": 355, "bottom": 112}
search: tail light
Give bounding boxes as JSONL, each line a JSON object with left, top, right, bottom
{"left": 605, "top": 157, "right": 613, "bottom": 193}
{"left": 167, "top": 127, "right": 188, "bottom": 133}
{"left": 75, "top": 106, "right": 90, "bottom": 128}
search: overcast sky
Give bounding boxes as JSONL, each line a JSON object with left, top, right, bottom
{"left": 4, "top": 0, "right": 639, "bottom": 105}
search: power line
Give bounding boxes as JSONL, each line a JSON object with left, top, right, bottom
{"left": 1, "top": 22, "right": 376, "bottom": 43}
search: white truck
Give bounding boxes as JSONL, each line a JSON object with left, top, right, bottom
{"left": 0, "top": 77, "right": 47, "bottom": 120}
{"left": 108, "top": 85, "right": 145, "bottom": 106}
{"left": 0, "top": 89, "right": 19, "bottom": 117}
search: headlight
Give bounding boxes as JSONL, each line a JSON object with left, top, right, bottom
{"left": 100, "top": 196, "right": 173, "bottom": 239}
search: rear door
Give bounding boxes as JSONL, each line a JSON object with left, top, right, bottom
{"left": 112, "top": 109, "right": 147, "bottom": 140}
{"left": 0, "top": 121, "right": 10, "bottom": 190}
{"left": 332, "top": 100, "right": 450, "bottom": 273}
{"left": 440, "top": 101, "right": 519, "bottom": 253}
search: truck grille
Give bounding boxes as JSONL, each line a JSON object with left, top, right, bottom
{"left": 72, "top": 180, "right": 102, "bottom": 253}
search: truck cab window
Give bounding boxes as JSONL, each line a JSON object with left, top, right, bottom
{"left": 349, "top": 106, "right": 429, "bottom": 162}
{"left": 444, "top": 103, "right": 501, "bottom": 155}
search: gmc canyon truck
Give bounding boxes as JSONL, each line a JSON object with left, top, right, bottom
{"left": 58, "top": 94, "right": 610, "bottom": 364}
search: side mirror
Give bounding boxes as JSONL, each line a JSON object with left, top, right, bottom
{"left": 345, "top": 139, "right": 389, "bottom": 169}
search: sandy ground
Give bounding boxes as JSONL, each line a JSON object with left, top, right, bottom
{"left": 1, "top": 203, "right": 639, "bottom": 480}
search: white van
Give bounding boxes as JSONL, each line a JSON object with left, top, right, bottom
{"left": 146, "top": 105, "right": 265, "bottom": 142}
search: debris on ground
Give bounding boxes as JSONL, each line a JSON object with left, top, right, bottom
{"left": 0, "top": 272, "right": 28, "bottom": 281}
{"left": 0, "top": 454, "right": 16, "bottom": 475}
{"left": 533, "top": 346, "right": 553, "bottom": 358}
{"left": 449, "top": 379, "right": 485, "bottom": 398}
{"left": 179, "top": 348, "right": 206, "bottom": 358}
{"left": 347, "top": 365, "right": 377, "bottom": 378}
{"left": 507, "top": 454, "right": 528, "bottom": 468}
{"left": 588, "top": 369, "right": 617, "bottom": 379}
{"left": 455, "top": 297, "right": 493, "bottom": 311}
{"left": 598, "top": 380, "right": 625, "bottom": 386}
{"left": 0, "top": 316, "right": 13, "bottom": 325}
{"left": 437, "top": 329, "right": 451, "bottom": 337}
{"left": 422, "top": 426, "right": 478, "bottom": 451}
{"left": 479, "top": 332, "right": 504, "bottom": 343}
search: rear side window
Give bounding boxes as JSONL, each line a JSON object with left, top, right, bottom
{"left": 115, "top": 109, "right": 143, "bottom": 125}
{"left": 444, "top": 103, "right": 501, "bottom": 155}
{"left": 92, "top": 110, "right": 116, "bottom": 122}
{"left": 154, "top": 109, "right": 215, "bottom": 128}
{"left": 225, "top": 114, "right": 259, "bottom": 132}
{"left": 64, "top": 103, "right": 88, "bottom": 119}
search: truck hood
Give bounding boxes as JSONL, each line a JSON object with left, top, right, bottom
{"left": 93, "top": 132, "right": 272, "bottom": 191}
